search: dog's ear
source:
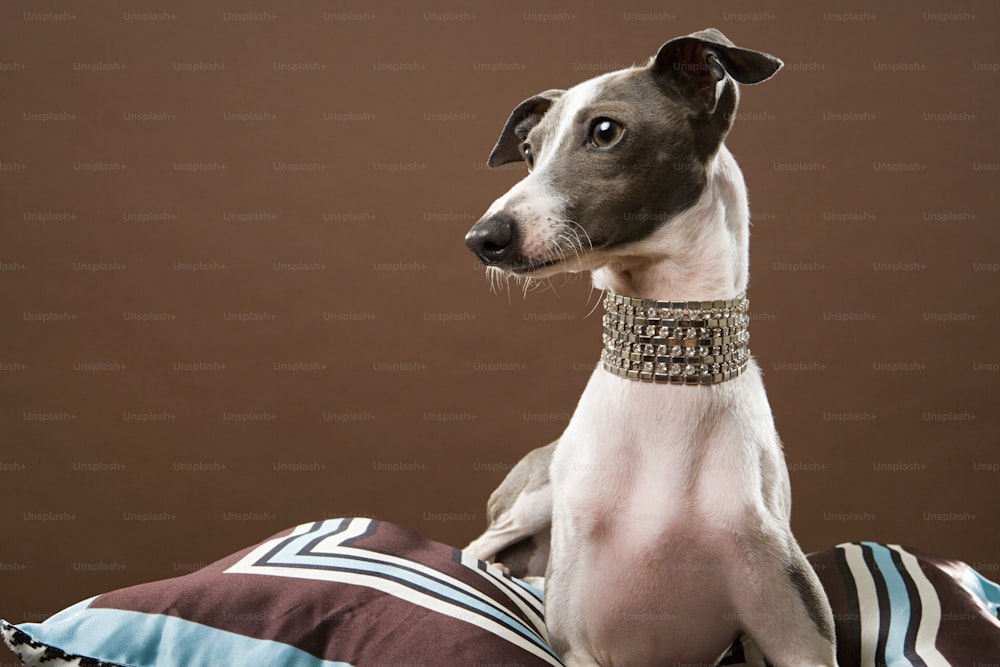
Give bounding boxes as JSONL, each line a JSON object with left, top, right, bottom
{"left": 651, "top": 28, "right": 782, "bottom": 115}
{"left": 487, "top": 89, "right": 565, "bottom": 168}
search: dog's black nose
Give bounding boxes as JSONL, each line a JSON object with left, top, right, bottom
{"left": 465, "top": 214, "right": 517, "bottom": 265}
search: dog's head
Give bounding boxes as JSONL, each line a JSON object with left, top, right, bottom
{"left": 465, "top": 29, "right": 781, "bottom": 277}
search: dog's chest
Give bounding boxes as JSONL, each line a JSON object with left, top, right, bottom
{"left": 551, "top": 369, "right": 733, "bottom": 525}
{"left": 545, "top": 372, "right": 759, "bottom": 661}
{"left": 554, "top": 432, "right": 693, "bottom": 543}
{"left": 549, "top": 445, "right": 741, "bottom": 663}
{"left": 551, "top": 365, "right": 769, "bottom": 522}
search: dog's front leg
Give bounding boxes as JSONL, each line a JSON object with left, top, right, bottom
{"left": 730, "top": 537, "right": 838, "bottom": 666}
{"left": 465, "top": 484, "right": 551, "bottom": 569}
{"left": 465, "top": 441, "right": 555, "bottom": 578}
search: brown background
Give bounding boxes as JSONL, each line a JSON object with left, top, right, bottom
{"left": 1, "top": 0, "right": 998, "bottom": 629}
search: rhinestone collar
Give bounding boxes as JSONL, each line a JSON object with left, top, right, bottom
{"left": 601, "top": 292, "right": 750, "bottom": 385}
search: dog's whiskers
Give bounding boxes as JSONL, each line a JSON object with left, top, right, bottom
{"left": 479, "top": 220, "right": 592, "bottom": 298}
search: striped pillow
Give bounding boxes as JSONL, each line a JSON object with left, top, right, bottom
{"left": 3, "top": 525, "right": 999, "bottom": 667}
{"left": 2, "top": 518, "right": 560, "bottom": 667}
{"left": 720, "top": 541, "right": 1000, "bottom": 666}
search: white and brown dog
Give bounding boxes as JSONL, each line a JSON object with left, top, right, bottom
{"left": 464, "top": 29, "right": 838, "bottom": 666}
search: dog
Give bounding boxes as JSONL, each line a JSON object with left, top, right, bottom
{"left": 463, "top": 29, "right": 838, "bottom": 667}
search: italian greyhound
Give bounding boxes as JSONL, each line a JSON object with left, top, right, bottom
{"left": 463, "top": 29, "right": 837, "bottom": 667}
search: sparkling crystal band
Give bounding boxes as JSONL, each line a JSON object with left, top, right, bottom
{"left": 601, "top": 292, "right": 750, "bottom": 385}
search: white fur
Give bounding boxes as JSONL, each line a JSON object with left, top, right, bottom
{"left": 468, "top": 68, "right": 837, "bottom": 666}
{"left": 543, "top": 73, "right": 615, "bottom": 170}
{"left": 538, "top": 152, "right": 835, "bottom": 665}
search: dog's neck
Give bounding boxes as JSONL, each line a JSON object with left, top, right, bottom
{"left": 591, "top": 147, "right": 752, "bottom": 385}
{"left": 591, "top": 146, "right": 749, "bottom": 303}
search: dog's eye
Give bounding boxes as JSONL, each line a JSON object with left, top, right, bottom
{"left": 521, "top": 143, "right": 535, "bottom": 169}
{"left": 590, "top": 118, "right": 624, "bottom": 149}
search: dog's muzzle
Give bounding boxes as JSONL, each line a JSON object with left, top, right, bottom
{"left": 465, "top": 213, "right": 518, "bottom": 266}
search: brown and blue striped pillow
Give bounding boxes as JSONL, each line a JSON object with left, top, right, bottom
{"left": 3, "top": 522, "right": 999, "bottom": 667}
{"left": 2, "top": 518, "right": 559, "bottom": 667}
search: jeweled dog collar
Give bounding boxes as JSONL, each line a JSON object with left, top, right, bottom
{"left": 601, "top": 292, "right": 750, "bottom": 385}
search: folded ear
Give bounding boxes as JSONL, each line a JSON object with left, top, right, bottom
{"left": 652, "top": 28, "right": 782, "bottom": 115}
{"left": 487, "top": 89, "right": 565, "bottom": 168}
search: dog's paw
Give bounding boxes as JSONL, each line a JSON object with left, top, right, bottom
{"left": 488, "top": 561, "right": 511, "bottom": 576}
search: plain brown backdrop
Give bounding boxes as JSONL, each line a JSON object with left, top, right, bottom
{"left": 1, "top": 0, "right": 998, "bottom": 629}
